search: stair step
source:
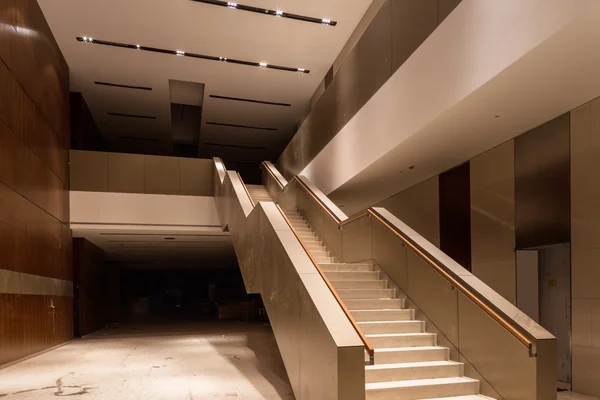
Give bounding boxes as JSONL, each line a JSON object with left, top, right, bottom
{"left": 365, "top": 377, "right": 479, "bottom": 400}
{"left": 331, "top": 280, "right": 388, "bottom": 289}
{"left": 337, "top": 289, "right": 395, "bottom": 299}
{"left": 325, "top": 271, "right": 379, "bottom": 281}
{"left": 315, "top": 257, "right": 336, "bottom": 263}
{"left": 365, "top": 361, "right": 463, "bottom": 383}
{"left": 320, "top": 263, "right": 373, "bottom": 272}
{"left": 425, "top": 396, "right": 496, "bottom": 400}
{"left": 344, "top": 299, "right": 404, "bottom": 310}
{"left": 374, "top": 346, "right": 449, "bottom": 364}
{"left": 366, "top": 333, "right": 436, "bottom": 348}
{"left": 351, "top": 309, "right": 414, "bottom": 322}
{"left": 358, "top": 320, "right": 424, "bottom": 334}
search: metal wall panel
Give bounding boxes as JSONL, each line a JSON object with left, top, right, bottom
{"left": 515, "top": 113, "right": 571, "bottom": 249}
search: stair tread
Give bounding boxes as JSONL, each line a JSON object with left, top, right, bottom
{"left": 367, "top": 332, "right": 434, "bottom": 338}
{"left": 425, "top": 396, "right": 495, "bottom": 400}
{"left": 375, "top": 346, "right": 446, "bottom": 353}
{"left": 366, "top": 361, "right": 462, "bottom": 371}
{"left": 359, "top": 320, "right": 422, "bottom": 325}
{"left": 366, "top": 376, "right": 478, "bottom": 389}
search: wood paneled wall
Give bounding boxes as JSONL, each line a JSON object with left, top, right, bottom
{"left": 278, "top": 0, "right": 462, "bottom": 178}
{"left": 0, "top": 0, "right": 72, "bottom": 366}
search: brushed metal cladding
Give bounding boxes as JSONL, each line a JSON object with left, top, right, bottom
{"left": 213, "top": 159, "right": 365, "bottom": 400}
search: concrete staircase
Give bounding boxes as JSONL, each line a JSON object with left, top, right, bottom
{"left": 243, "top": 183, "right": 494, "bottom": 399}
{"left": 246, "top": 184, "right": 273, "bottom": 204}
{"left": 282, "top": 207, "right": 495, "bottom": 400}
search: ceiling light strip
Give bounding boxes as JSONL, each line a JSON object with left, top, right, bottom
{"left": 205, "top": 121, "right": 277, "bottom": 131}
{"left": 77, "top": 36, "right": 309, "bottom": 74}
{"left": 209, "top": 94, "right": 291, "bottom": 107}
{"left": 95, "top": 81, "right": 152, "bottom": 91}
{"left": 190, "top": 0, "right": 337, "bottom": 26}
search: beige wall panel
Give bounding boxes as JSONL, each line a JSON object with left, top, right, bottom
{"left": 471, "top": 259, "right": 516, "bottom": 304}
{"left": 573, "top": 345, "right": 600, "bottom": 396}
{"left": 471, "top": 222, "right": 515, "bottom": 264}
{"left": 377, "top": 176, "right": 440, "bottom": 246}
{"left": 321, "top": 216, "right": 343, "bottom": 261}
{"left": 572, "top": 198, "right": 600, "bottom": 251}
{"left": 144, "top": 156, "right": 180, "bottom": 195}
{"left": 357, "top": 0, "right": 392, "bottom": 105}
{"left": 572, "top": 298, "right": 592, "bottom": 347}
{"left": 457, "top": 292, "right": 537, "bottom": 400}
{"left": 471, "top": 141, "right": 514, "bottom": 190}
{"left": 406, "top": 250, "right": 459, "bottom": 346}
{"left": 571, "top": 149, "right": 600, "bottom": 202}
{"left": 571, "top": 102, "right": 591, "bottom": 156}
{"left": 342, "top": 215, "right": 372, "bottom": 263}
{"left": 572, "top": 249, "right": 600, "bottom": 299}
{"left": 592, "top": 299, "right": 600, "bottom": 348}
{"left": 69, "top": 150, "right": 107, "bottom": 192}
{"left": 391, "top": 0, "right": 438, "bottom": 72}
{"left": 470, "top": 182, "right": 514, "bottom": 228}
{"left": 179, "top": 158, "right": 213, "bottom": 196}
{"left": 107, "top": 153, "right": 144, "bottom": 193}
{"left": 459, "top": 354, "right": 503, "bottom": 400}
{"left": 372, "top": 220, "right": 408, "bottom": 291}
{"left": 590, "top": 96, "right": 600, "bottom": 149}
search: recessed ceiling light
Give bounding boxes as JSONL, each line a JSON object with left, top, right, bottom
{"left": 190, "top": 0, "right": 337, "bottom": 26}
{"left": 76, "top": 36, "right": 310, "bottom": 73}
{"left": 408, "top": 165, "right": 415, "bottom": 170}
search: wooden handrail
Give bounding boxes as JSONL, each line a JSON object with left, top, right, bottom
{"left": 367, "top": 209, "right": 533, "bottom": 351}
{"left": 261, "top": 161, "right": 534, "bottom": 353}
{"left": 237, "top": 172, "right": 255, "bottom": 208}
{"left": 275, "top": 204, "right": 375, "bottom": 363}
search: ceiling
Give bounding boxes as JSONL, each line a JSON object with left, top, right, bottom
{"left": 301, "top": 0, "right": 600, "bottom": 214}
{"left": 38, "top": 0, "right": 373, "bottom": 162}
{"left": 72, "top": 224, "right": 237, "bottom": 267}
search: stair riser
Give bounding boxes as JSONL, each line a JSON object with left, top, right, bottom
{"left": 331, "top": 280, "right": 388, "bottom": 290}
{"left": 375, "top": 348, "right": 449, "bottom": 364}
{"left": 315, "top": 257, "right": 336, "bottom": 264}
{"left": 325, "top": 271, "right": 380, "bottom": 280}
{"left": 368, "top": 335, "right": 436, "bottom": 348}
{"left": 338, "top": 289, "right": 395, "bottom": 299}
{"left": 359, "top": 322, "right": 424, "bottom": 334}
{"left": 365, "top": 381, "right": 479, "bottom": 400}
{"left": 366, "top": 364, "right": 463, "bottom": 383}
{"left": 351, "top": 310, "right": 414, "bottom": 322}
{"left": 343, "top": 299, "right": 405, "bottom": 310}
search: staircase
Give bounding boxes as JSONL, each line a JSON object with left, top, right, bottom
{"left": 244, "top": 183, "right": 494, "bottom": 399}
{"left": 246, "top": 184, "right": 273, "bottom": 204}
{"left": 283, "top": 208, "right": 495, "bottom": 400}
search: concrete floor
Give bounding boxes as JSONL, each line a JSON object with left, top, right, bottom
{"left": 0, "top": 322, "right": 294, "bottom": 399}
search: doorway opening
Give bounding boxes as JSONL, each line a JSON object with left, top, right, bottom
{"left": 516, "top": 243, "right": 571, "bottom": 389}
